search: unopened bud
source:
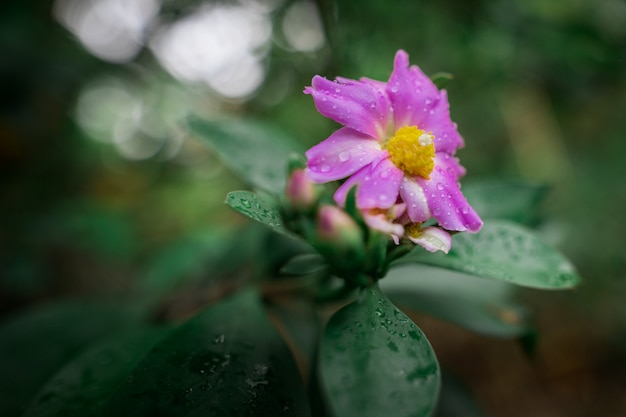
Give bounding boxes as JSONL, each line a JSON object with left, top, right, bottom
{"left": 286, "top": 169, "right": 318, "bottom": 210}
{"left": 314, "top": 205, "right": 365, "bottom": 273}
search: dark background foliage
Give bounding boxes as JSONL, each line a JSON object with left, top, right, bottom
{"left": 1, "top": 0, "right": 626, "bottom": 415}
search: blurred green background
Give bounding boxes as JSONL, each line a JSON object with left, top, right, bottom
{"left": 1, "top": 0, "right": 625, "bottom": 415}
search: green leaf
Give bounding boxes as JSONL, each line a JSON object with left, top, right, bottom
{"left": 396, "top": 220, "right": 580, "bottom": 289}
{"left": 102, "top": 290, "right": 310, "bottom": 417}
{"left": 0, "top": 300, "right": 142, "bottom": 417}
{"left": 23, "top": 327, "right": 172, "bottom": 417}
{"left": 139, "top": 232, "right": 225, "bottom": 295}
{"left": 381, "top": 265, "right": 529, "bottom": 338}
{"left": 319, "top": 285, "right": 440, "bottom": 417}
{"left": 463, "top": 179, "right": 548, "bottom": 225}
{"left": 226, "top": 190, "right": 295, "bottom": 237}
{"left": 188, "top": 117, "right": 304, "bottom": 193}
{"left": 430, "top": 72, "right": 454, "bottom": 90}
{"left": 280, "top": 254, "right": 327, "bottom": 276}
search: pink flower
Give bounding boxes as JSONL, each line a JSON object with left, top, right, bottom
{"left": 304, "top": 50, "right": 482, "bottom": 245}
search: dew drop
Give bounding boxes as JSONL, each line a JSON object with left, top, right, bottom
{"left": 240, "top": 199, "right": 252, "bottom": 208}
{"left": 390, "top": 85, "right": 399, "bottom": 93}
{"left": 320, "top": 164, "right": 331, "bottom": 173}
{"left": 436, "top": 183, "right": 444, "bottom": 191}
{"left": 339, "top": 152, "right": 350, "bottom": 162}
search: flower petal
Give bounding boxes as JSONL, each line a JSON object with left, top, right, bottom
{"left": 334, "top": 157, "right": 403, "bottom": 209}
{"left": 305, "top": 76, "right": 392, "bottom": 139}
{"left": 434, "top": 152, "right": 466, "bottom": 180}
{"left": 418, "top": 164, "right": 483, "bottom": 232}
{"left": 306, "top": 127, "right": 382, "bottom": 182}
{"left": 387, "top": 50, "right": 440, "bottom": 129}
{"left": 421, "top": 90, "right": 464, "bottom": 153}
{"left": 408, "top": 226, "right": 452, "bottom": 253}
{"left": 363, "top": 212, "right": 405, "bottom": 240}
{"left": 399, "top": 177, "right": 431, "bottom": 223}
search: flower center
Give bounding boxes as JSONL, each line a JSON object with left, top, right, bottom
{"left": 405, "top": 222, "right": 423, "bottom": 239}
{"left": 384, "top": 126, "right": 435, "bottom": 179}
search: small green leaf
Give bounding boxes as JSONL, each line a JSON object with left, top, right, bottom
{"left": 319, "top": 285, "right": 440, "bottom": 417}
{"left": 280, "top": 253, "right": 327, "bottom": 276}
{"left": 0, "top": 301, "right": 142, "bottom": 417}
{"left": 381, "top": 265, "right": 529, "bottom": 338}
{"left": 188, "top": 117, "right": 304, "bottom": 193}
{"left": 23, "top": 327, "right": 172, "bottom": 417}
{"left": 431, "top": 72, "right": 454, "bottom": 90}
{"left": 463, "top": 179, "right": 548, "bottom": 225}
{"left": 396, "top": 220, "right": 580, "bottom": 289}
{"left": 102, "top": 290, "right": 310, "bottom": 417}
{"left": 226, "top": 190, "right": 294, "bottom": 237}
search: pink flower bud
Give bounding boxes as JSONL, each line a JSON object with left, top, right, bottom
{"left": 314, "top": 205, "right": 365, "bottom": 272}
{"left": 286, "top": 169, "right": 317, "bottom": 210}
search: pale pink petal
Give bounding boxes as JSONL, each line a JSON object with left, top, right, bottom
{"left": 421, "top": 90, "right": 464, "bottom": 153}
{"left": 334, "top": 157, "right": 403, "bottom": 209}
{"left": 387, "top": 50, "right": 440, "bottom": 129}
{"left": 399, "top": 177, "right": 431, "bottom": 223}
{"left": 417, "top": 165, "right": 483, "bottom": 232}
{"left": 306, "top": 127, "right": 382, "bottom": 182}
{"left": 408, "top": 226, "right": 452, "bottom": 253}
{"left": 305, "top": 76, "right": 392, "bottom": 139}
{"left": 363, "top": 212, "right": 405, "bottom": 239}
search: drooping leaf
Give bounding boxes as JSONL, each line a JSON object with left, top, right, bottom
{"left": 226, "top": 190, "right": 294, "bottom": 237}
{"left": 381, "top": 265, "right": 529, "bottom": 338}
{"left": 462, "top": 180, "right": 548, "bottom": 225}
{"left": 102, "top": 290, "right": 310, "bottom": 417}
{"left": 139, "top": 232, "right": 226, "bottom": 295}
{"left": 319, "top": 285, "right": 440, "bottom": 417}
{"left": 23, "top": 327, "right": 173, "bottom": 417}
{"left": 188, "top": 117, "right": 304, "bottom": 193}
{"left": 395, "top": 220, "right": 580, "bottom": 289}
{"left": 0, "top": 300, "right": 143, "bottom": 417}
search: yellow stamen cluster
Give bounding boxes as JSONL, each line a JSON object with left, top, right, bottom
{"left": 405, "top": 222, "right": 423, "bottom": 239}
{"left": 384, "top": 126, "right": 435, "bottom": 179}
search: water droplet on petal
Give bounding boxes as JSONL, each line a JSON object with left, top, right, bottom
{"left": 339, "top": 152, "right": 350, "bottom": 162}
{"left": 320, "top": 164, "right": 331, "bottom": 173}
{"left": 436, "top": 183, "right": 444, "bottom": 191}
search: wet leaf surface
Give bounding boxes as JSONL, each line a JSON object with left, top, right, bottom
{"left": 396, "top": 220, "right": 580, "bottom": 289}
{"left": 102, "top": 290, "right": 310, "bottom": 417}
{"left": 319, "top": 285, "right": 440, "bottom": 417}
